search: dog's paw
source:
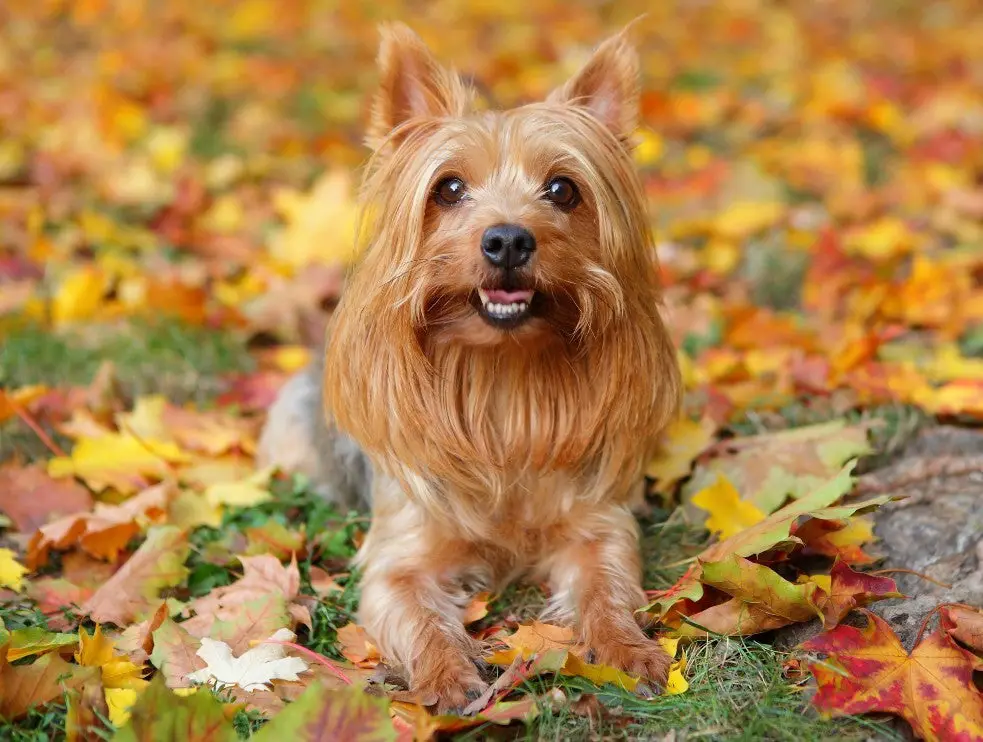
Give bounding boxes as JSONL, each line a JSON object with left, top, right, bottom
{"left": 413, "top": 655, "right": 489, "bottom": 714}
{"left": 589, "top": 636, "right": 671, "bottom": 690}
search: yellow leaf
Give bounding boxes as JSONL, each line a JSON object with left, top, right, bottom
{"left": 201, "top": 195, "right": 245, "bottom": 234}
{"left": 270, "top": 169, "right": 360, "bottom": 267}
{"left": 76, "top": 625, "right": 115, "bottom": 667}
{"left": 105, "top": 687, "right": 137, "bottom": 727}
{"left": 204, "top": 466, "right": 274, "bottom": 508}
{"left": 115, "top": 396, "right": 170, "bottom": 442}
{"left": 928, "top": 343, "right": 983, "bottom": 382}
{"left": 0, "top": 385, "right": 48, "bottom": 424}
{"left": 168, "top": 490, "right": 223, "bottom": 530}
{"left": 48, "top": 434, "right": 188, "bottom": 494}
{"left": 712, "top": 202, "right": 784, "bottom": 240}
{"left": 658, "top": 636, "right": 689, "bottom": 695}
{"left": 633, "top": 129, "right": 664, "bottom": 165}
{"left": 844, "top": 217, "right": 914, "bottom": 261}
{"left": 647, "top": 416, "right": 717, "bottom": 491}
{"left": 102, "top": 658, "right": 147, "bottom": 690}
{"left": 52, "top": 267, "right": 109, "bottom": 325}
{"left": 825, "top": 517, "right": 875, "bottom": 551}
{"left": 0, "top": 548, "right": 27, "bottom": 591}
{"left": 691, "top": 475, "right": 766, "bottom": 539}
{"left": 804, "top": 574, "right": 832, "bottom": 593}
{"left": 145, "top": 127, "right": 188, "bottom": 173}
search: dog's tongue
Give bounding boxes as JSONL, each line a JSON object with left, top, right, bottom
{"left": 484, "top": 289, "right": 534, "bottom": 304}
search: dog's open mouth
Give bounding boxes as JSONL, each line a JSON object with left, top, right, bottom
{"left": 475, "top": 287, "right": 536, "bottom": 328}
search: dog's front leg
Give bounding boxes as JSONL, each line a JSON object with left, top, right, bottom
{"left": 542, "top": 503, "right": 671, "bottom": 689}
{"left": 357, "top": 525, "right": 489, "bottom": 712}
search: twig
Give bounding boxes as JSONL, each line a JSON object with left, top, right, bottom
{"left": 11, "top": 401, "right": 66, "bottom": 457}
{"left": 257, "top": 638, "right": 353, "bottom": 685}
{"left": 869, "top": 568, "right": 952, "bottom": 589}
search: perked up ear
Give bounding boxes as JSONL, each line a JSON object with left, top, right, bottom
{"left": 367, "top": 23, "right": 472, "bottom": 150}
{"left": 547, "top": 28, "right": 641, "bottom": 143}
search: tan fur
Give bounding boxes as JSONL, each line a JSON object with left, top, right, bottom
{"left": 321, "top": 23, "right": 681, "bottom": 710}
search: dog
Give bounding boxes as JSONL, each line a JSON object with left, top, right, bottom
{"left": 258, "top": 22, "right": 681, "bottom": 711}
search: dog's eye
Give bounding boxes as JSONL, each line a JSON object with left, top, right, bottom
{"left": 434, "top": 177, "right": 467, "bottom": 206}
{"left": 544, "top": 177, "right": 580, "bottom": 209}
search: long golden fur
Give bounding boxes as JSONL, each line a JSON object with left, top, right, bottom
{"left": 322, "top": 22, "right": 681, "bottom": 709}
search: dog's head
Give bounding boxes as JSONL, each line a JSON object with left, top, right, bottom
{"left": 351, "top": 23, "right": 660, "bottom": 349}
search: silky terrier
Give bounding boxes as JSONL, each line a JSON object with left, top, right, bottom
{"left": 259, "top": 22, "right": 681, "bottom": 710}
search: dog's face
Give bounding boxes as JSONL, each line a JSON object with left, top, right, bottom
{"left": 357, "top": 25, "right": 657, "bottom": 349}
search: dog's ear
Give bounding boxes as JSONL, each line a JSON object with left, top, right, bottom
{"left": 367, "top": 23, "right": 471, "bottom": 150}
{"left": 548, "top": 28, "right": 640, "bottom": 143}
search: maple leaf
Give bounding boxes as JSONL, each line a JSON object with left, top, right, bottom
{"left": 6, "top": 627, "right": 78, "bottom": 661}
{"left": 0, "top": 651, "right": 99, "bottom": 720}
{"left": 646, "top": 415, "right": 717, "bottom": 493}
{"left": 941, "top": 605, "right": 983, "bottom": 656}
{"left": 819, "top": 561, "right": 904, "bottom": 625}
{"left": 28, "top": 483, "right": 172, "bottom": 568}
{"left": 336, "top": 622, "right": 381, "bottom": 668}
{"left": 47, "top": 432, "right": 189, "bottom": 494}
{"left": 699, "top": 463, "right": 891, "bottom": 562}
{"left": 800, "top": 610, "right": 983, "bottom": 742}
{"left": 186, "top": 628, "right": 308, "bottom": 692}
{"left": 80, "top": 525, "right": 190, "bottom": 625}
{"left": 149, "top": 617, "right": 207, "bottom": 688}
{"left": 180, "top": 554, "right": 303, "bottom": 653}
{"left": 112, "top": 676, "right": 239, "bottom": 742}
{"left": 676, "top": 555, "right": 824, "bottom": 637}
{"left": 0, "top": 462, "right": 92, "bottom": 533}
{"left": 0, "top": 385, "right": 48, "bottom": 423}
{"left": 641, "top": 563, "right": 705, "bottom": 619}
{"left": 686, "top": 420, "right": 872, "bottom": 514}
{"left": 203, "top": 465, "right": 275, "bottom": 509}
{"left": 794, "top": 516, "right": 878, "bottom": 565}
{"left": 252, "top": 681, "right": 397, "bottom": 742}
{"left": 690, "top": 474, "right": 766, "bottom": 538}
{"left": 0, "top": 547, "right": 28, "bottom": 591}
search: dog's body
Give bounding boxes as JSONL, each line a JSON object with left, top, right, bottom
{"left": 258, "top": 23, "right": 681, "bottom": 710}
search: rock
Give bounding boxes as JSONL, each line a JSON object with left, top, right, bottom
{"left": 867, "top": 426, "right": 983, "bottom": 649}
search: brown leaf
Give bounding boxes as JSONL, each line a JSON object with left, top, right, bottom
{"left": 0, "top": 463, "right": 93, "bottom": 533}
{"left": 115, "top": 601, "right": 170, "bottom": 664}
{"left": 0, "top": 651, "right": 99, "bottom": 720}
{"left": 149, "top": 617, "right": 207, "bottom": 688}
{"left": 941, "top": 604, "right": 983, "bottom": 655}
{"left": 80, "top": 525, "right": 189, "bottom": 625}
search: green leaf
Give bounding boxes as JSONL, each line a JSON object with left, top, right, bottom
{"left": 7, "top": 627, "right": 78, "bottom": 661}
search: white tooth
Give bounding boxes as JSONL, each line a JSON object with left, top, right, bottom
{"left": 518, "top": 302, "right": 527, "bottom": 313}
{"left": 490, "top": 303, "right": 502, "bottom": 314}
{"left": 478, "top": 288, "right": 490, "bottom": 306}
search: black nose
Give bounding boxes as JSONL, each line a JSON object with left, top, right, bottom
{"left": 480, "top": 224, "right": 536, "bottom": 269}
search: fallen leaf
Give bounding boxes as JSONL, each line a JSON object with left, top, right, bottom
{"left": 676, "top": 555, "right": 824, "bottom": 637}
{"left": 0, "top": 463, "right": 93, "bottom": 533}
{"left": 0, "top": 548, "right": 28, "bottom": 591}
{"left": 112, "top": 675, "right": 239, "bottom": 742}
{"left": 149, "top": 617, "right": 207, "bottom": 688}
{"left": 646, "top": 416, "right": 717, "bottom": 492}
{"left": 80, "top": 525, "right": 190, "bottom": 625}
{"left": 941, "top": 605, "right": 983, "bottom": 655}
{"left": 699, "top": 463, "right": 891, "bottom": 562}
{"left": 690, "top": 474, "right": 766, "bottom": 538}
{"left": 47, "top": 432, "right": 188, "bottom": 494}
{"left": 0, "top": 651, "right": 99, "bottom": 720}
{"left": 6, "top": 627, "right": 78, "bottom": 661}
{"left": 800, "top": 611, "right": 983, "bottom": 741}
{"left": 820, "top": 561, "right": 904, "bottom": 625}
{"left": 187, "top": 628, "right": 308, "bottom": 692}
{"left": 686, "top": 420, "right": 872, "bottom": 514}
{"left": 464, "top": 592, "right": 491, "bottom": 625}
{"left": 252, "top": 681, "right": 396, "bottom": 742}
{"left": 204, "top": 466, "right": 274, "bottom": 509}
{"left": 336, "top": 622, "right": 380, "bottom": 668}
{"left": 794, "top": 517, "right": 878, "bottom": 565}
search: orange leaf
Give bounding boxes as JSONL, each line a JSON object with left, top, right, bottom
{"left": 941, "top": 605, "right": 983, "bottom": 656}
{"left": 819, "top": 561, "right": 904, "bottom": 626}
{"left": 336, "top": 623, "right": 380, "bottom": 668}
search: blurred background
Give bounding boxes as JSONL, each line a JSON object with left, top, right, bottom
{"left": 2, "top": 0, "right": 983, "bottom": 433}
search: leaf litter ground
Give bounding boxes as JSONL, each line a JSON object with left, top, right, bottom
{"left": 2, "top": 0, "right": 983, "bottom": 740}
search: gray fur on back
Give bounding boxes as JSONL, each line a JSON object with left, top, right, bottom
{"left": 256, "top": 356, "right": 372, "bottom": 511}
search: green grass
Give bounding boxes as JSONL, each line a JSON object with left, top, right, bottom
{"left": 0, "top": 318, "right": 253, "bottom": 462}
